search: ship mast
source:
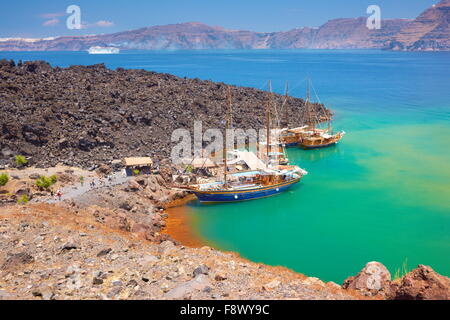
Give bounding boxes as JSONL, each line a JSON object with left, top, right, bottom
{"left": 305, "top": 79, "right": 315, "bottom": 130}
{"left": 224, "top": 86, "right": 232, "bottom": 186}
{"left": 283, "top": 81, "right": 289, "bottom": 128}
{"left": 266, "top": 81, "right": 273, "bottom": 166}
{"left": 327, "top": 105, "right": 332, "bottom": 133}
{"left": 283, "top": 82, "right": 289, "bottom": 158}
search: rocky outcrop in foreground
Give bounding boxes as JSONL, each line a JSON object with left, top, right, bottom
{"left": 2, "top": 201, "right": 448, "bottom": 300}
{"left": 0, "top": 59, "right": 325, "bottom": 169}
{"left": 0, "top": 203, "right": 358, "bottom": 300}
{"left": 1, "top": 170, "right": 449, "bottom": 300}
{"left": 389, "top": 265, "right": 450, "bottom": 300}
{"left": 1, "top": 169, "right": 357, "bottom": 300}
{"left": 343, "top": 261, "right": 450, "bottom": 300}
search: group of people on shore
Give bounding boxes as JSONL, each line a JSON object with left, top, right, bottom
{"left": 50, "top": 189, "right": 62, "bottom": 201}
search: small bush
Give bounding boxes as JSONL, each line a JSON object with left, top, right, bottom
{"left": 394, "top": 258, "right": 409, "bottom": 281}
{"left": 79, "top": 176, "right": 84, "bottom": 185}
{"left": 35, "top": 175, "right": 57, "bottom": 190}
{"left": 133, "top": 169, "right": 140, "bottom": 175}
{"left": 15, "top": 155, "right": 28, "bottom": 167}
{"left": 17, "top": 194, "right": 29, "bottom": 205}
{"left": 0, "top": 173, "right": 9, "bottom": 186}
{"left": 49, "top": 175, "right": 58, "bottom": 184}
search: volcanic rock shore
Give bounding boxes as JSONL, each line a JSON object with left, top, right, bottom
{"left": 0, "top": 171, "right": 360, "bottom": 300}
{"left": 0, "top": 170, "right": 449, "bottom": 300}
{"left": 0, "top": 59, "right": 326, "bottom": 169}
{"left": 0, "top": 203, "right": 361, "bottom": 300}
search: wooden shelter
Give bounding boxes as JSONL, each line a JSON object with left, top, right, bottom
{"left": 123, "top": 157, "right": 153, "bottom": 176}
{"left": 181, "top": 158, "right": 217, "bottom": 169}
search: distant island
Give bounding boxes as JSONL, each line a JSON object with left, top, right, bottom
{"left": 1, "top": 0, "right": 449, "bottom": 52}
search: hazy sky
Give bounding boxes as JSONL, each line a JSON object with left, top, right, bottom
{"left": 0, "top": 0, "right": 438, "bottom": 38}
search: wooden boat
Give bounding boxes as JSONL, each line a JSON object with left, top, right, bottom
{"left": 298, "top": 129, "right": 345, "bottom": 149}
{"left": 297, "top": 80, "right": 345, "bottom": 149}
{"left": 280, "top": 126, "right": 307, "bottom": 147}
{"left": 189, "top": 166, "right": 304, "bottom": 203}
{"left": 277, "top": 82, "right": 299, "bottom": 147}
{"left": 189, "top": 149, "right": 306, "bottom": 203}
{"left": 259, "top": 140, "right": 289, "bottom": 165}
{"left": 278, "top": 80, "right": 345, "bottom": 149}
{"left": 263, "top": 81, "right": 290, "bottom": 164}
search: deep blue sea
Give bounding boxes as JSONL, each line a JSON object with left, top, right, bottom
{"left": 2, "top": 50, "right": 449, "bottom": 283}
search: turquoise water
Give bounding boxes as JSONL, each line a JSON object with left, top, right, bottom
{"left": 3, "top": 50, "right": 449, "bottom": 283}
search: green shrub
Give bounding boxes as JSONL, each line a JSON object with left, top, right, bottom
{"left": 394, "top": 258, "right": 409, "bottom": 281}
{"left": 15, "top": 155, "right": 28, "bottom": 167}
{"left": 17, "top": 194, "right": 29, "bottom": 205}
{"left": 133, "top": 169, "right": 140, "bottom": 175}
{"left": 79, "top": 176, "right": 84, "bottom": 185}
{"left": 0, "top": 173, "right": 9, "bottom": 186}
{"left": 35, "top": 175, "right": 57, "bottom": 190}
{"left": 49, "top": 175, "right": 58, "bottom": 184}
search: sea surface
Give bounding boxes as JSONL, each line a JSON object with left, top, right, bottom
{"left": 2, "top": 50, "right": 449, "bottom": 283}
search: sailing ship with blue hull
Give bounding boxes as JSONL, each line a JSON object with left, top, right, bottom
{"left": 186, "top": 85, "right": 307, "bottom": 204}
{"left": 190, "top": 151, "right": 305, "bottom": 203}
{"left": 192, "top": 175, "right": 301, "bottom": 203}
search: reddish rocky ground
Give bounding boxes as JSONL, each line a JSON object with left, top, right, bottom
{"left": 1, "top": 168, "right": 448, "bottom": 300}
{"left": 0, "top": 202, "right": 365, "bottom": 300}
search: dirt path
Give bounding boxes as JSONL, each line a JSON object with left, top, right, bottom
{"left": 33, "top": 172, "right": 131, "bottom": 204}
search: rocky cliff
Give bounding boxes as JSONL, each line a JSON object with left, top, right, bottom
{"left": 389, "top": 0, "right": 450, "bottom": 51}
{"left": 0, "top": 1, "right": 448, "bottom": 51}
{"left": 0, "top": 20, "right": 411, "bottom": 51}
{"left": 269, "top": 18, "right": 411, "bottom": 49}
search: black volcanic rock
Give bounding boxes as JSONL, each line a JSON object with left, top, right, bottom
{"left": 0, "top": 59, "right": 325, "bottom": 168}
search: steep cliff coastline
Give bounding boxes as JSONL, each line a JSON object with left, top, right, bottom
{"left": 1, "top": 1, "right": 448, "bottom": 52}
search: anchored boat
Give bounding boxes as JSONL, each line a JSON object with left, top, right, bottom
{"left": 186, "top": 86, "right": 307, "bottom": 203}
{"left": 279, "top": 80, "right": 345, "bottom": 149}
{"left": 298, "top": 129, "right": 345, "bottom": 149}
{"left": 279, "top": 126, "right": 308, "bottom": 147}
{"left": 88, "top": 46, "right": 120, "bottom": 54}
{"left": 188, "top": 151, "right": 306, "bottom": 203}
{"left": 298, "top": 80, "right": 345, "bottom": 149}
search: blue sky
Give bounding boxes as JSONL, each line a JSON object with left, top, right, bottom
{"left": 0, "top": 0, "right": 438, "bottom": 38}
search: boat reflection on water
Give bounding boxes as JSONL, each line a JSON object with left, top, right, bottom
{"left": 290, "top": 142, "right": 342, "bottom": 162}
